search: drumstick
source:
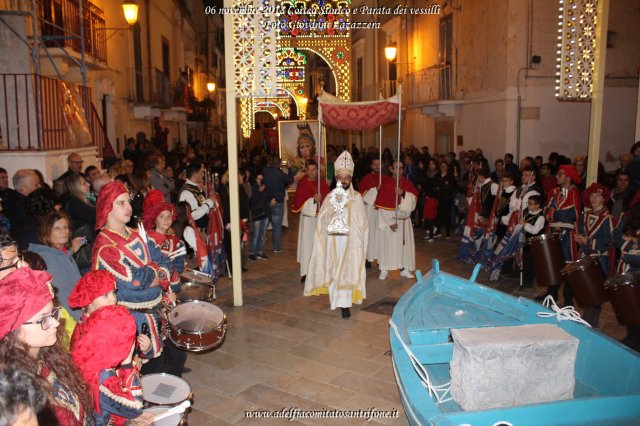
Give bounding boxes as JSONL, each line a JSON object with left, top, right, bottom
{"left": 152, "top": 400, "right": 191, "bottom": 422}
{"left": 193, "top": 270, "right": 212, "bottom": 278}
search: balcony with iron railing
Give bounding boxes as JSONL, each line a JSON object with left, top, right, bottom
{"left": 0, "top": 73, "right": 113, "bottom": 157}
{"left": 131, "top": 68, "right": 192, "bottom": 111}
{"left": 353, "top": 65, "right": 453, "bottom": 105}
{"left": 38, "top": 0, "right": 107, "bottom": 64}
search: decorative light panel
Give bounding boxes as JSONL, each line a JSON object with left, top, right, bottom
{"left": 556, "top": 0, "right": 598, "bottom": 100}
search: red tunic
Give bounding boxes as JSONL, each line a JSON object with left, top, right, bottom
{"left": 359, "top": 172, "right": 392, "bottom": 198}
{"left": 375, "top": 177, "right": 419, "bottom": 210}
{"left": 292, "top": 176, "right": 329, "bottom": 213}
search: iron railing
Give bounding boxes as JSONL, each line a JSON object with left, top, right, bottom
{"left": 0, "top": 73, "right": 111, "bottom": 155}
{"left": 38, "top": 0, "right": 107, "bottom": 63}
{"left": 353, "top": 65, "right": 454, "bottom": 105}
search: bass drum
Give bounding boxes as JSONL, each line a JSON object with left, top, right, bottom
{"left": 167, "top": 301, "right": 227, "bottom": 352}
{"left": 560, "top": 255, "right": 608, "bottom": 307}
{"left": 527, "top": 234, "right": 565, "bottom": 287}
{"left": 604, "top": 272, "right": 640, "bottom": 326}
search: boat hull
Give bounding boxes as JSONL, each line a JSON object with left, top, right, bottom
{"left": 390, "top": 260, "right": 640, "bottom": 425}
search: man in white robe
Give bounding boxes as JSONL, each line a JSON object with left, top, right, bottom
{"left": 293, "top": 160, "right": 329, "bottom": 283}
{"left": 304, "top": 151, "right": 368, "bottom": 318}
{"left": 359, "top": 158, "right": 391, "bottom": 268}
{"left": 376, "top": 161, "right": 419, "bottom": 280}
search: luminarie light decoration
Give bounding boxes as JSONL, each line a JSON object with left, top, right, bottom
{"left": 556, "top": 0, "right": 598, "bottom": 100}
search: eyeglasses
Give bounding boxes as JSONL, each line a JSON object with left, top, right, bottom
{"left": 23, "top": 307, "right": 61, "bottom": 330}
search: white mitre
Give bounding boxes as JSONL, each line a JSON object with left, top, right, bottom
{"left": 334, "top": 150, "right": 354, "bottom": 176}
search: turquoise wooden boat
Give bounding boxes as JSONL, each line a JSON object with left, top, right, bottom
{"left": 390, "top": 259, "right": 640, "bottom": 425}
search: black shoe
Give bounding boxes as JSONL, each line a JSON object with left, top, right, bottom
{"left": 242, "top": 266, "right": 248, "bottom": 273}
{"left": 256, "top": 252, "right": 269, "bottom": 260}
{"left": 341, "top": 308, "right": 351, "bottom": 319}
{"left": 248, "top": 254, "right": 257, "bottom": 261}
{"left": 182, "top": 367, "right": 192, "bottom": 374}
{"left": 300, "top": 275, "right": 306, "bottom": 284}
{"left": 365, "top": 261, "right": 372, "bottom": 269}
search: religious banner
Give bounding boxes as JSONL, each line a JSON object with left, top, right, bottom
{"left": 278, "top": 120, "right": 320, "bottom": 173}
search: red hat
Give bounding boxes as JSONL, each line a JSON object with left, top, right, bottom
{"left": 68, "top": 270, "right": 116, "bottom": 309}
{"left": 70, "top": 305, "right": 136, "bottom": 412}
{"left": 583, "top": 182, "right": 611, "bottom": 207}
{"left": 558, "top": 165, "right": 582, "bottom": 184}
{"left": 141, "top": 189, "right": 176, "bottom": 230}
{"left": 95, "top": 180, "right": 128, "bottom": 229}
{"left": 0, "top": 268, "right": 54, "bottom": 340}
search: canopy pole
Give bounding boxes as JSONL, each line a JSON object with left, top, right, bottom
{"left": 378, "top": 125, "right": 383, "bottom": 188}
{"left": 394, "top": 83, "right": 403, "bottom": 225}
{"left": 318, "top": 96, "right": 323, "bottom": 194}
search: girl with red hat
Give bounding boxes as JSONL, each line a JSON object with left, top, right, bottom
{"left": 141, "top": 189, "right": 186, "bottom": 292}
{"left": 0, "top": 267, "right": 92, "bottom": 425}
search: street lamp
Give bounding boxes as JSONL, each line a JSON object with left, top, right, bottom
{"left": 104, "top": 1, "right": 139, "bottom": 41}
{"left": 385, "top": 44, "right": 397, "bottom": 62}
{"left": 122, "top": 2, "right": 139, "bottom": 26}
{"left": 207, "top": 82, "right": 216, "bottom": 93}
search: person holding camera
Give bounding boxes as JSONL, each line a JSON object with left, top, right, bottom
{"left": 263, "top": 156, "right": 301, "bottom": 253}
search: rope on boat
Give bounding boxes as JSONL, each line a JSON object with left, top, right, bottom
{"left": 535, "top": 296, "right": 592, "bottom": 327}
{"left": 389, "top": 319, "right": 452, "bottom": 404}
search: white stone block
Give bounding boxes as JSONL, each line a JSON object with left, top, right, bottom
{"left": 450, "top": 324, "right": 578, "bottom": 411}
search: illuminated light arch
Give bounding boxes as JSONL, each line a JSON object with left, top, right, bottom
{"left": 231, "top": 0, "right": 351, "bottom": 139}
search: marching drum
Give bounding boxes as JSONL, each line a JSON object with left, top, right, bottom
{"left": 527, "top": 234, "right": 565, "bottom": 287}
{"left": 604, "top": 272, "right": 640, "bottom": 326}
{"left": 141, "top": 373, "right": 191, "bottom": 408}
{"left": 177, "top": 271, "right": 216, "bottom": 302}
{"left": 143, "top": 405, "right": 185, "bottom": 426}
{"left": 560, "top": 255, "right": 608, "bottom": 307}
{"left": 167, "top": 301, "right": 227, "bottom": 352}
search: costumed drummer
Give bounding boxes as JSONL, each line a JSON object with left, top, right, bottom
{"left": 573, "top": 183, "right": 614, "bottom": 327}
{"left": 91, "top": 181, "right": 174, "bottom": 373}
{"left": 375, "top": 161, "right": 419, "bottom": 280}
{"left": 304, "top": 151, "right": 368, "bottom": 319}
{"left": 0, "top": 268, "right": 93, "bottom": 425}
{"left": 538, "top": 165, "right": 582, "bottom": 304}
{"left": 612, "top": 203, "right": 640, "bottom": 351}
{"left": 292, "top": 159, "right": 329, "bottom": 284}
{"left": 71, "top": 305, "right": 153, "bottom": 426}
